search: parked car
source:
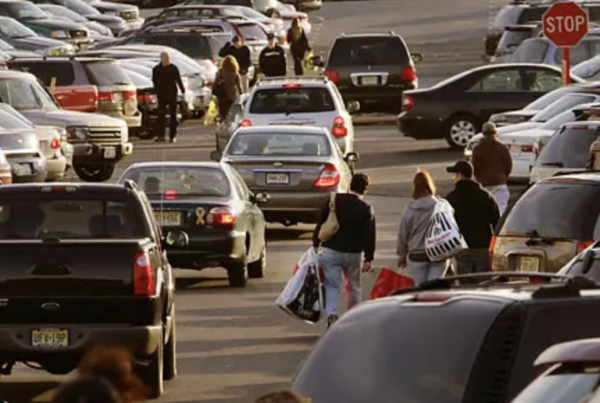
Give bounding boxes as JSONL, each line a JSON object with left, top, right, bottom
{"left": 121, "top": 68, "right": 158, "bottom": 139}
{"left": 0, "top": 148, "right": 13, "bottom": 184}
{"left": 38, "top": 3, "right": 114, "bottom": 37}
{"left": 398, "top": 63, "right": 582, "bottom": 148}
{"left": 493, "top": 23, "right": 542, "bottom": 62}
{"left": 211, "top": 126, "right": 358, "bottom": 225}
{"left": 558, "top": 240, "right": 600, "bottom": 280}
{"left": 511, "top": 36, "right": 600, "bottom": 67}
{"left": 0, "top": 15, "right": 75, "bottom": 55}
{"left": 572, "top": 54, "right": 600, "bottom": 81}
{"left": 0, "top": 131, "right": 47, "bottom": 183}
{"left": 77, "top": 0, "right": 144, "bottom": 29}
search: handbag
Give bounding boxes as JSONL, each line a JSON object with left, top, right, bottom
{"left": 424, "top": 199, "right": 467, "bottom": 262}
{"left": 318, "top": 192, "right": 339, "bottom": 242}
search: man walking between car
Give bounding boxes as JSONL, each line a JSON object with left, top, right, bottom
{"left": 313, "top": 173, "right": 376, "bottom": 329}
{"left": 259, "top": 33, "right": 287, "bottom": 77}
{"left": 446, "top": 160, "right": 500, "bottom": 273}
{"left": 152, "top": 52, "right": 185, "bottom": 143}
{"left": 219, "top": 36, "right": 251, "bottom": 93}
{"left": 472, "top": 122, "right": 513, "bottom": 215}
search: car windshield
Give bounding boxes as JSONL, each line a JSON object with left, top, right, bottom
{"left": 2, "top": 2, "right": 48, "bottom": 20}
{"left": 517, "top": 7, "right": 547, "bottom": 24}
{"left": 0, "top": 107, "right": 33, "bottom": 130}
{"left": 119, "top": 63, "right": 152, "bottom": 77}
{"left": 249, "top": 87, "right": 336, "bottom": 114}
{"left": 511, "top": 365, "right": 600, "bottom": 403}
{"left": 0, "top": 78, "right": 58, "bottom": 111}
{"left": 532, "top": 94, "right": 598, "bottom": 123}
{"left": 500, "top": 181, "right": 600, "bottom": 239}
{"left": 227, "top": 133, "right": 332, "bottom": 157}
{"left": 122, "top": 167, "right": 231, "bottom": 198}
{"left": 60, "top": 0, "right": 100, "bottom": 15}
{"left": 236, "top": 23, "right": 267, "bottom": 41}
{"left": 492, "top": 6, "right": 524, "bottom": 29}
{"left": 0, "top": 17, "right": 37, "bottom": 39}
{"left": 328, "top": 37, "right": 409, "bottom": 67}
{"left": 511, "top": 39, "right": 549, "bottom": 63}
{"left": 42, "top": 5, "right": 87, "bottom": 22}
{"left": 0, "top": 38, "right": 14, "bottom": 50}
{"left": 572, "top": 57, "right": 600, "bottom": 80}
{"left": 84, "top": 61, "right": 133, "bottom": 87}
{"left": 525, "top": 86, "right": 578, "bottom": 111}
{"left": 536, "top": 125, "right": 600, "bottom": 168}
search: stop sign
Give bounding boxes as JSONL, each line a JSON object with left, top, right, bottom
{"left": 543, "top": 2, "right": 589, "bottom": 47}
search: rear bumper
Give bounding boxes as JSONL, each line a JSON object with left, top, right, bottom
{"left": 165, "top": 230, "right": 246, "bottom": 269}
{"left": 398, "top": 112, "right": 444, "bottom": 139}
{"left": 72, "top": 142, "right": 133, "bottom": 164}
{"left": 46, "top": 155, "right": 68, "bottom": 181}
{"left": 257, "top": 189, "right": 336, "bottom": 224}
{"left": 7, "top": 158, "right": 47, "bottom": 183}
{"left": 338, "top": 85, "right": 412, "bottom": 106}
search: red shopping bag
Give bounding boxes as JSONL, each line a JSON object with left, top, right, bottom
{"left": 369, "top": 268, "right": 415, "bottom": 300}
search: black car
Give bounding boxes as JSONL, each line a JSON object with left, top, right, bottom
{"left": 293, "top": 273, "right": 600, "bottom": 403}
{"left": 118, "top": 162, "right": 269, "bottom": 288}
{"left": 398, "top": 63, "right": 583, "bottom": 148}
{"left": 322, "top": 32, "right": 421, "bottom": 112}
{"left": 0, "top": 15, "right": 75, "bottom": 55}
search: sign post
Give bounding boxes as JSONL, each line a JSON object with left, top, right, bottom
{"left": 542, "top": 2, "right": 589, "bottom": 86}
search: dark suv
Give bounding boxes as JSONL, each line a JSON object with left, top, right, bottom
{"left": 323, "top": 33, "right": 421, "bottom": 112}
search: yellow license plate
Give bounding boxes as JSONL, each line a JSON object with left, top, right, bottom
{"left": 154, "top": 211, "right": 182, "bottom": 226}
{"left": 32, "top": 328, "right": 69, "bottom": 348}
{"left": 519, "top": 256, "right": 540, "bottom": 272}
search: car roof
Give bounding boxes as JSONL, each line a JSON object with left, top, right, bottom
{"left": 254, "top": 77, "right": 331, "bottom": 88}
{"left": 335, "top": 32, "right": 402, "bottom": 39}
{"left": 234, "top": 126, "right": 329, "bottom": 135}
{"left": 126, "top": 161, "right": 226, "bottom": 169}
{"left": 535, "top": 338, "right": 600, "bottom": 366}
{"left": 0, "top": 183, "right": 132, "bottom": 196}
{"left": 471, "top": 62, "right": 563, "bottom": 72}
{"left": 545, "top": 172, "right": 600, "bottom": 183}
{"left": 0, "top": 70, "right": 36, "bottom": 80}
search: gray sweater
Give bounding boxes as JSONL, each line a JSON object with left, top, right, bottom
{"left": 396, "top": 196, "right": 438, "bottom": 262}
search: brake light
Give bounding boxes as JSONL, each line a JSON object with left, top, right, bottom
{"left": 239, "top": 119, "right": 252, "bottom": 127}
{"left": 489, "top": 235, "right": 497, "bottom": 271}
{"left": 578, "top": 239, "right": 594, "bottom": 254}
{"left": 124, "top": 90, "right": 136, "bottom": 101}
{"left": 521, "top": 145, "right": 534, "bottom": 153}
{"left": 133, "top": 252, "right": 155, "bottom": 296}
{"left": 401, "top": 65, "right": 417, "bottom": 82}
{"left": 402, "top": 95, "right": 415, "bottom": 112}
{"left": 50, "top": 137, "right": 61, "bottom": 150}
{"left": 332, "top": 116, "right": 347, "bottom": 137}
{"left": 145, "top": 93, "right": 157, "bottom": 103}
{"left": 164, "top": 189, "right": 177, "bottom": 200}
{"left": 206, "top": 206, "right": 236, "bottom": 227}
{"left": 283, "top": 83, "right": 301, "bottom": 89}
{"left": 324, "top": 69, "right": 339, "bottom": 83}
{"left": 314, "top": 163, "right": 340, "bottom": 188}
{"left": 98, "top": 91, "right": 113, "bottom": 102}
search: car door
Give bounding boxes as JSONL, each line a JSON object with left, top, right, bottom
{"left": 216, "top": 102, "right": 243, "bottom": 152}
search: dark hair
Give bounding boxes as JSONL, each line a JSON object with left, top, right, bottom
{"left": 412, "top": 171, "right": 436, "bottom": 199}
{"left": 350, "top": 173, "right": 370, "bottom": 195}
{"left": 256, "top": 390, "right": 307, "bottom": 403}
{"left": 51, "top": 376, "right": 121, "bottom": 403}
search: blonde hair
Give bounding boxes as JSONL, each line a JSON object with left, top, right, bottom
{"left": 221, "top": 55, "right": 239, "bottom": 74}
{"left": 412, "top": 171, "right": 436, "bottom": 199}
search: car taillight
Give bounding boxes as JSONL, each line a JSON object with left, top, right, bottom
{"left": 488, "top": 235, "right": 496, "bottom": 271}
{"left": 578, "top": 239, "right": 594, "bottom": 254}
{"left": 240, "top": 119, "right": 252, "bottom": 127}
{"left": 521, "top": 145, "right": 534, "bottom": 153}
{"left": 124, "top": 90, "right": 136, "bottom": 101}
{"left": 332, "top": 116, "right": 347, "bottom": 137}
{"left": 145, "top": 93, "right": 157, "bottom": 103}
{"left": 50, "top": 137, "right": 61, "bottom": 150}
{"left": 206, "top": 207, "right": 236, "bottom": 227}
{"left": 401, "top": 65, "right": 417, "bottom": 82}
{"left": 402, "top": 95, "right": 415, "bottom": 112}
{"left": 164, "top": 189, "right": 177, "bottom": 200}
{"left": 324, "top": 69, "right": 339, "bottom": 83}
{"left": 133, "top": 252, "right": 155, "bottom": 296}
{"left": 314, "top": 163, "right": 340, "bottom": 188}
{"left": 98, "top": 91, "right": 113, "bottom": 102}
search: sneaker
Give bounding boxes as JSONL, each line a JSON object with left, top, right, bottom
{"left": 170, "top": 137, "right": 177, "bottom": 143}
{"left": 326, "top": 314, "right": 338, "bottom": 329}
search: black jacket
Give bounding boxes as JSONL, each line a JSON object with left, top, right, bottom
{"left": 313, "top": 193, "right": 376, "bottom": 262}
{"left": 259, "top": 45, "right": 286, "bottom": 77}
{"left": 152, "top": 63, "right": 185, "bottom": 102}
{"left": 219, "top": 43, "right": 252, "bottom": 74}
{"left": 446, "top": 179, "right": 500, "bottom": 249}
{"left": 287, "top": 28, "right": 309, "bottom": 58}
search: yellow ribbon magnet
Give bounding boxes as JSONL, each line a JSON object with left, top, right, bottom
{"left": 195, "top": 207, "right": 205, "bottom": 226}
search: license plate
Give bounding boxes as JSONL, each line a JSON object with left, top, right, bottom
{"left": 266, "top": 172, "right": 290, "bottom": 185}
{"left": 154, "top": 211, "right": 182, "bottom": 226}
{"left": 519, "top": 256, "right": 540, "bottom": 272}
{"left": 113, "top": 92, "right": 123, "bottom": 102}
{"left": 362, "top": 76, "right": 379, "bottom": 85}
{"left": 31, "top": 328, "right": 69, "bottom": 348}
{"left": 14, "top": 164, "right": 32, "bottom": 176}
{"left": 104, "top": 147, "right": 116, "bottom": 159}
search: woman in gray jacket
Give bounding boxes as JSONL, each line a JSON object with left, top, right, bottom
{"left": 397, "top": 171, "right": 449, "bottom": 285}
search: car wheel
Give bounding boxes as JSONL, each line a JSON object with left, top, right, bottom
{"left": 137, "top": 127, "right": 156, "bottom": 140}
{"left": 445, "top": 114, "right": 480, "bottom": 149}
{"left": 163, "top": 307, "right": 177, "bottom": 381}
{"left": 73, "top": 164, "right": 116, "bottom": 182}
{"left": 248, "top": 247, "right": 266, "bottom": 279}
{"left": 137, "top": 329, "right": 164, "bottom": 399}
{"left": 228, "top": 259, "right": 248, "bottom": 287}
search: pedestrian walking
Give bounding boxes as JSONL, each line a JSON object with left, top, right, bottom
{"left": 472, "top": 122, "right": 513, "bottom": 215}
{"left": 287, "top": 18, "right": 310, "bottom": 76}
{"left": 397, "top": 171, "right": 449, "bottom": 286}
{"left": 219, "top": 35, "right": 251, "bottom": 93}
{"left": 213, "top": 55, "right": 243, "bottom": 119}
{"left": 313, "top": 173, "right": 376, "bottom": 329}
{"left": 446, "top": 160, "right": 500, "bottom": 274}
{"left": 256, "top": 390, "right": 309, "bottom": 403}
{"left": 259, "top": 32, "right": 287, "bottom": 77}
{"left": 51, "top": 376, "right": 123, "bottom": 403}
{"left": 152, "top": 51, "right": 185, "bottom": 143}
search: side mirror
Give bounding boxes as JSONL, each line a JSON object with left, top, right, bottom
{"left": 210, "top": 150, "right": 222, "bottom": 161}
{"left": 346, "top": 100, "right": 360, "bottom": 114}
{"left": 252, "top": 191, "right": 270, "bottom": 204}
{"left": 345, "top": 151, "right": 359, "bottom": 163}
{"left": 164, "top": 230, "right": 189, "bottom": 248}
{"left": 410, "top": 53, "right": 423, "bottom": 64}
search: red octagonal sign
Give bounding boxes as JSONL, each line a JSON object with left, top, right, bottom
{"left": 543, "top": 2, "right": 589, "bottom": 48}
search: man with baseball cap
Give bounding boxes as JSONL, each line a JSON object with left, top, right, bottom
{"left": 219, "top": 35, "right": 251, "bottom": 92}
{"left": 446, "top": 160, "right": 500, "bottom": 273}
{"left": 259, "top": 33, "right": 287, "bottom": 77}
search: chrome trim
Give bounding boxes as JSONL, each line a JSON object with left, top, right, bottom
{"left": 350, "top": 72, "right": 389, "bottom": 86}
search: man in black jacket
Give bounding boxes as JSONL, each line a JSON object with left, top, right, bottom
{"left": 219, "top": 36, "right": 251, "bottom": 92}
{"left": 259, "top": 33, "right": 286, "bottom": 77}
{"left": 313, "top": 173, "right": 376, "bottom": 328}
{"left": 446, "top": 160, "right": 500, "bottom": 274}
{"left": 152, "top": 52, "right": 185, "bottom": 143}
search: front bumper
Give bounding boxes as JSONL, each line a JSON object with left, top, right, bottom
{"left": 72, "top": 142, "right": 133, "bottom": 164}
{"left": 164, "top": 230, "right": 246, "bottom": 269}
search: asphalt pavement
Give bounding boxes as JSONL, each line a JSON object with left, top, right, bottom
{"left": 0, "top": 0, "right": 517, "bottom": 401}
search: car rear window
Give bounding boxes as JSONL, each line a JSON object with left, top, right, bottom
{"left": 0, "top": 197, "right": 145, "bottom": 239}
{"left": 498, "top": 29, "right": 536, "bottom": 54}
{"left": 227, "top": 133, "right": 331, "bottom": 157}
{"left": 517, "top": 7, "right": 548, "bottom": 24}
{"left": 500, "top": 182, "right": 600, "bottom": 239}
{"left": 537, "top": 124, "right": 600, "bottom": 168}
{"left": 511, "top": 39, "right": 549, "bottom": 63}
{"left": 249, "top": 87, "right": 336, "bottom": 114}
{"left": 327, "top": 37, "right": 409, "bottom": 67}
{"left": 236, "top": 23, "right": 266, "bottom": 41}
{"left": 84, "top": 61, "right": 133, "bottom": 87}
{"left": 492, "top": 6, "right": 523, "bottom": 29}
{"left": 9, "top": 62, "right": 76, "bottom": 86}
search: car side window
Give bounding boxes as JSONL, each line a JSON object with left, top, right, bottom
{"left": 138, "top": 191, "right": 163, "bottom": 241}
{"left": 523, "top": 69, "right": 562, "bottom": 92}
{"left": 470, "top": 69, "right": 523, "bottom": 91}
{"left": 13, "top": 62, "right": 75, "bottom": 86}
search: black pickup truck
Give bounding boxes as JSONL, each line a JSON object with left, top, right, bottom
{"left": 0, "top": 181, "right": 184, "bottom": 398}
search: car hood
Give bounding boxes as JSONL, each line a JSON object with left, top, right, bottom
{"left": 10, "top": 36, "right": 69, "bottom": 50}
{"left": 86, "top": 14, "right": 126, "bottom": 25}
{"left": 18, "top": 109, "right": 125, "bottom": 128}
{"left": 469, "top": 121, "right": 542, "bottom": 144}
{"left": 499, "top": 128, "right": 555, "bottom": 144}
{"left": 24, "top": 17, "right": 87, "bottom": 31}
{"left": 91, "top": 1, "right": 137, "bottom": 12}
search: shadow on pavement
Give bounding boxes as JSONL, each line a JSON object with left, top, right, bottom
{"left": 0, "top": 381, "right": 60, "bottom": 403}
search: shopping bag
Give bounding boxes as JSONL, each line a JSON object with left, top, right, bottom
{"left": 424, "top": 199, "right": 467, "bottom": 262}
{"left": 276, "top": 248, "right": 324, "bottom": 324}
{"left": 204, "top": 98, "right": 219, "bottom": 126}
{"left": 303, "top": 51, "right": 320, "bottom": 73}
{"left": 369, "top": 268, "right": 414, "bottom": 300}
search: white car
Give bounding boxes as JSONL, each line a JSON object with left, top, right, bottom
{"left": 241, "top": 77, "right": 359, "bottom": 154}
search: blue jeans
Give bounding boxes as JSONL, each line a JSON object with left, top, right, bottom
{"left": 319, "top": 248, "right": 362, "bottom": 316}
{"left": 406, "top": 259, "right": 447, "bottom": 286}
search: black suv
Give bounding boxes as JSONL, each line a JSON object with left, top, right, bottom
{"left": 323, "top": 32, "right": 421, "bottom": 112}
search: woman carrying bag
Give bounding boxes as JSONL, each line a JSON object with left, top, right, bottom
{"left": 287, "top": 18, "right": 310, "bottom": 76}
{"left": 212, "top": 55, "right": 243, "bottom": 119}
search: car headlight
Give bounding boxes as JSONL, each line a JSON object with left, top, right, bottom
{"left": 66, "top": 126, "right": 90, "bottom": 142}
{"left": 50, "top": 30, "right": 68, "bottom": 39}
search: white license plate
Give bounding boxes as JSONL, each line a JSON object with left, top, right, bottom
{"left": 519, "top": 256, "right": 540, "bottom": 272}
{"left": 104, "top": 147, "right": 117, "bottom": 159}
{"left": 14, "top": 164, "right": 32, "bottom": 176}
{"left": 266, "top": 172, "right": 290, "bottom": 185}
{"left": 154, "top": 211, "right": 182, "bottom": 226}
{"left": 362, "top": 76, "right": 379, "bottom": 85}
{"left": 31, "top": 328, "right": 69, "bottom": 348}
{"left": 113, "top": 92, "right": 123, "bottom": 102}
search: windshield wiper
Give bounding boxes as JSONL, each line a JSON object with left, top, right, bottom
{"left": 541, "top": 162, "right": 564, "bottom": 167}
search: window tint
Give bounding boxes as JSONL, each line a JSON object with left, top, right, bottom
{"left": 249, "top": 88, "right": 336, "bottom": 114}
{"left": 536, "top": 125, "right": 600, "bottom": 168}
{"left": 554, "top": 42, "right": 590, "bottom": 65}
{"left": 471, "top": 69, "right": 522, "bottom": 91}
{"left": 511, "top": 39, "right": 549, "bottom": 63}
{"left": 539, "top": 109, "right": 577, "bottom": 130}
{"left": 524, "top": 69, "right": 561, "bottom": 92}
{"left": 228, "top": 133, "right": 331, "bottom": 157}
{"left": 328, "top": 37, "right": 409, "bottom": 67}
{"left": 124, "top": 69, "right": 152, "bottom": 87}
{"left": 0, "top": 79, "right": 46, "bottom": 110}
{"left": 172, "top": 35, "right": 214, "bottom": 58}
{"left": 492, "top": 6, "right": 523, "bottom": 29}
{"left": 1, "top": 2, "right": 47, "bottom": 20}
{"left": 206, "top": 34, "right": 231, "bottom": 55}
{"left": 42, "top": 5, "right": 86, "bottom": 22}
{"left": 60, "top": 0, "right": 100, "bottom": 15}
{"left": 517, "top": 7, "right": 548, "bottom": 24}
{"left": 500, "top": 182, "right": 600, "bottom": 239}
{"left": 532, "top": 94, "right": 596, "bottom": 123}
{"left": 236, "top": 23, "right": 266, "bottom": 40}
{"left": 84, "top": 62, "right": 133, "bottom": 87}
{"left": 11, "top": 62, "right": 76, "bottom": 86}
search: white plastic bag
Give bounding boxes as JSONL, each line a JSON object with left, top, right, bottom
{"left": 276, "top": 248, "right": 324, "bottom": 324}
{"left": 425, "top": 199, "right": 467, "bottom": 262}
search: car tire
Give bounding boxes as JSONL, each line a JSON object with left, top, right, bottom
{"left": 138, "top": 329, "right": 164, "bottom": 399}
{"left": 73, "top": 164, "right": 116, "bottom": 182}
{"left": 163, "top": 307, "right": 177, "bottom": 381}
{"left": 228, "top": 260, "right": 248, "bottom": 287}
{"left": 137, "top": 127, "right": 156, "bottom": 140}
{"left": 445, "top": 114, "right": 480, "bottom": 150}
{"left": 248, "top": 247, "right": 266, "bottom": 279}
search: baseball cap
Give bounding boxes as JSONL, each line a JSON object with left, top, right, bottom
{"left": 446, "top": 160, "right": 473, "bottom": 178}
{"left": 267, "top": 33, "right": 275, "bottom": 40}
